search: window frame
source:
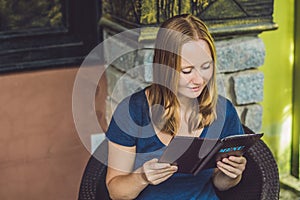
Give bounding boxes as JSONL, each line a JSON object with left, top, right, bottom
{"left": 292, "top": 0, "right": 300, "bottom": 179}
{"left": 0, "top": 0, "right": 101, "bottom": 73}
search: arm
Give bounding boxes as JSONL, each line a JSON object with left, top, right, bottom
{"left": 106, "top": 141, "right": 144, "bottom": 200}
{"left": 212, "top": 98, "right": 247, "bottom": 191}
{"left": 106, "top": 141, "right": 177, "bottom": 200}
{"left": 212, "top": 155, "right": 247, "bottom": 191}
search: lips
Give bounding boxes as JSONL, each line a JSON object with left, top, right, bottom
{"left": 189, "top": 86, "right": 202, "bottom": 92}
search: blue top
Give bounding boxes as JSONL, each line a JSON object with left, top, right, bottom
{"left": 106, "top": 88, "right": 244, "bottom": 200}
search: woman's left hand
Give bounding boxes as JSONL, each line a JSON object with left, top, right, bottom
{"left": 216, "top": 156, "right": 247, "bottom": 179}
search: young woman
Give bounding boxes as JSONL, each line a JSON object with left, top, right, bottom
{"left": 105, "top": 14, "right": 246, "bottom": 200}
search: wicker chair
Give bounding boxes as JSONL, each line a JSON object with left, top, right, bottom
{"left": 78, "top": 125, "right": 280, "bottom": 200}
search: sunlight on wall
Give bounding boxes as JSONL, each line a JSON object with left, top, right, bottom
{"left": 280, "top": 115, "right": 291, "bottom": 149}
{"left": 259, "top": 0, "right": 294, "bottom": 175}
{"left": 278, "top": 109, "right": 292, "bottom": 173}
{"left": 290, "top": 43, "right": 295, "bottom": 66}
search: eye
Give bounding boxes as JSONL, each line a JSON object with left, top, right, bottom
{"left": 201, "top": 61, "right": 213, "bottom": 70}
{"left": 181, "top": 67, "right": 193, "bottom": 74}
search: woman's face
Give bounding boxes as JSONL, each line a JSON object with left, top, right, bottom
{"left": 177, "top": 39, "right": 213, "bottom": 100}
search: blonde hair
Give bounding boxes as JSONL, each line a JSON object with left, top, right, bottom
{"left": 147, "top": 14, "right": 218, "bottom": 135}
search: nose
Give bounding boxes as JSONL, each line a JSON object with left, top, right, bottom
{"left": 191, "top": 68, "right": 205, "bottom": 85}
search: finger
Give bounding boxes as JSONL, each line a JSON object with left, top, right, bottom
{"left": 145, "top": 165, "right": 177, "bottom": 177}
{"left": 146, "top": 158, "right": 172, "bottom": 170}
{"left": 144, "top": 163, "right": 173, "bottom": 173}
{"left": 221, "top": 158, "right": 240, "bottom": 168}
{"left": 217, "top": 163, "right": 240, "bottom": 179}
{"left": 150, "top": 173, "right": 174, "bottom": 185}
{"left": 146, "top": 169, "right": 177, "bottom": 185}
{"left": 228, "top": 156, "right": 247, "bottom": 164}
{"left": 152, "top": 162, "right": 173, "bottom": 170}
{"left": 145, "top": 166, "right": 177, "bottom": 183}
{"left": 148, "top": 169, "right": 176, "bottom": 181}
{"left": 221, "top": 157, "right": 246, "bottom": 171}
{"left": 217, "top": 161, "right": 241, "bottom": 176}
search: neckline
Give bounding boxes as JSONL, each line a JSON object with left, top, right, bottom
{"left": 141, "top": 88, "right": 206, "bottom": 147}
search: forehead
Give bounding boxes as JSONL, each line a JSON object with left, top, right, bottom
{"left": 181, "top": 39, "right": 212, "bottom": 66}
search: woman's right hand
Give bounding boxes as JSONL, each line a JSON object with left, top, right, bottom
{"left": 142, "top": 158, "right": 178, "bottom": 185}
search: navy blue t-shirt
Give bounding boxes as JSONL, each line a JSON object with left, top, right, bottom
{"left": 106, "top": 88, "right": 244, "bottom": 200}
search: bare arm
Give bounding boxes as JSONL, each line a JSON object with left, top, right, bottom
{"left": 212, "top": 156, "right": 247, "bottom": 191}
{"left": 106, "top": 141, "right": 177, "bottom": 200}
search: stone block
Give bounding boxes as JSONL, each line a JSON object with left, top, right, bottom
{"left": 216, "top": 73, "right": 227, "bottom": 97}
{"left": 106, "top": 66, "right": 123, "bottom": 96}
{"left": 215, "top": 37, "right": 265, "bottom": 73}
{"left": 244, "top": 104, "right": 263, "bottom": 132}
{"left": 103, "top": 32, "right": 137, "bottom": 72}
{"left": 217, "top": 73, "right": 236, "bottom": 103}
{"left": 235, "top": 105, "right": 246, "bottom": 121}
{"left": 233, "top": 70, "right": 264, "bottom": 105}
{"left": 143, "top": 63, "right": 153, "bottom": 83}
{"left": 106, "top": 66, "right": 147, "bottom": 103}
{"left": 135, "top": 47, "right": 154, "bottom": 82}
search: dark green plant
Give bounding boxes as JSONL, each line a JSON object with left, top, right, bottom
{"left": 0, "top": 0, "right": 62, "bottom": 31}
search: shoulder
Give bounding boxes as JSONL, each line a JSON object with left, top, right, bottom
{"left": 216, "top": 95, "right": 244, "bottom": 137}
{"left": 114, "top": 88, "right": 150, "bottom": 126}
{"left": 216, "top": 95, "right": 234, "bottom": 108}
{"left": 216, "top": 95, "right": 238, "bottom": 118}
{"left": 105, "top": 88, "right": 150, "bottom": 146}
{"left": 129, "top": 88, "right": 148, "bottom": 108}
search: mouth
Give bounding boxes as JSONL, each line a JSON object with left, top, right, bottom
{"left": 189, "top": 86, "right": 202, "bottom": 92}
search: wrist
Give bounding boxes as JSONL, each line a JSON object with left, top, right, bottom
{"left": 213, "top": 169, "right": 242, "bottom": 191}
{"left": 139, "top": 172, "right": 149, "bottom": 186}
{"left": 133, "top": 168, "right": 149, "bottom": 186}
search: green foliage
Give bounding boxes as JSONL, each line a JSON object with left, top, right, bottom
{"left": 0, "top": 0, "right": 62, "bottom": 31}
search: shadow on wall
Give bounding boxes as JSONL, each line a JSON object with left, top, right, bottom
{"left": 0, "top": 67, "right": 106, "bottom": 200}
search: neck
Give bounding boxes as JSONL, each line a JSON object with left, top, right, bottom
{"left": 177, "top": 94, "right": 198, "bottom": 111}
{"left": 178, "top": 96, "right": 199, "bottom": 125}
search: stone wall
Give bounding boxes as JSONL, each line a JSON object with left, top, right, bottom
{"left": 103, "top": 29, "right": 265, "bottom": 132}
{"left": 216, "top": 36, "right": 265, "bottom": 132}
{"left": 100, "top": 0, "right": 276, "bottom": 133}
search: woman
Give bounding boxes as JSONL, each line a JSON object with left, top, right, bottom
{"left": 105, "top": 14, "right": 246, "bottom": 199}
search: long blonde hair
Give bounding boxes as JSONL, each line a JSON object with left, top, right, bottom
{"left": 147, "top": 14, "right": 218, "bottom": 136}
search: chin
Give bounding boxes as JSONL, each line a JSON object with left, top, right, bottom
{"left": 178, "top": 89, "right": 202, "bottom": 99}
{"left": 185, "top": 92, "right": 202, "bottom": 99}
{"left": 190, "top": 94, "right": 201, "bottom": 99}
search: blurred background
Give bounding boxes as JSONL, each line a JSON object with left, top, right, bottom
{"left": 260, "top": 0, "right": 299, "bottom": 197}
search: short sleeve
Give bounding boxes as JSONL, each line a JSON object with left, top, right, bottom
{"left": 105, "top": 89, "right": 150, "bottom": 146}
{"left": 202, "top": 96, "right": 244, "bottom": 139}
{"left": 105, "top": 97, "right": 136, "bottom": 146}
